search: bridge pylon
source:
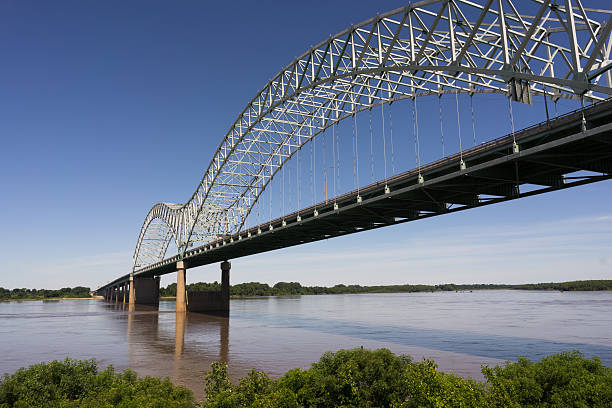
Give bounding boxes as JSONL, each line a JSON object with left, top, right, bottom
{"left": 176, "top": 261, "right": 187, "bottom": 313}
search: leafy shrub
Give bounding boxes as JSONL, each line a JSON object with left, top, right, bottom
{"left": 203, "top": 348, "right": 487, "bottom": 407}
{"left": 0, "top": 358, "right": 195, "bottom": 408}
{"left": 203, "top": 349, "right": 612, "bottom": 407}
{"left": 2, "top": 350, "right": 610, "bottom": 407}
{"left": 483, "top": 351, "right": 612, "bottom": 407}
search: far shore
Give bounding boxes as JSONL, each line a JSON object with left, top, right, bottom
{"left": 0, "top": 297, "right": 99, "bottom": 302}
{"left": 4, "top": 280, "right": 610, "bottom": 302}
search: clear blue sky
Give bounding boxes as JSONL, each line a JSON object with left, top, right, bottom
{"left": 1, "top": 0, "right": 610, "bottom": 290}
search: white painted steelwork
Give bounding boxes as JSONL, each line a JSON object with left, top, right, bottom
{"left": 133, "top": 0, "right": 612, "bottom": 270}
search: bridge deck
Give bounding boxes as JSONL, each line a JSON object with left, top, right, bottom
{"left": 98, "top": 99, "right": 612, "bottom": 291}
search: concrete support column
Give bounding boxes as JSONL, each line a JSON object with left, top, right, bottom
{"left": 128, "top": 275, "right": 135, "bottom": 308}
{"left": 131, "top": 277, "right": 160, "bottom": 306}
{"left": 176, "top": 261, "right": 187, "bottom": 313}
{"left": 184, "top": 260, "right": 230, "bottom": 314}
{"left": 122, "top": 282, "right": 128, "bottom": 304}
{"left": 221, "top": 260, "right": 230, "bottom": 310}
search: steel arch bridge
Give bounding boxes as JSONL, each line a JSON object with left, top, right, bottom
{"left": 133, "top": 0, "right": 612, "bottom": 272}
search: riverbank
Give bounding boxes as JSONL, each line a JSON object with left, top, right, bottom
{"left": 1, "top": 349, "right": 610, "bottom": 407}
{"left": 0, "top": 286, "right": 92, "bottom": 302}
{"left": 158, "top": 279, "right": 612, "bottom": 298}
{"left": 0, "top": 296, "right": 95, "bottom": 302}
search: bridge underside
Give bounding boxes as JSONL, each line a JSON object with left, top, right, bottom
{"left": 99, "top": 100, "right": 612, "bottom": 290}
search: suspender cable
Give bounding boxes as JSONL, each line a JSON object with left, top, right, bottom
{"left": 288, "top": 156, "right": 292, "bottom": 213}
{"left": 333, "top": 124, "right": 337, "bottom": 202}
{"left": 313, "top": 127, "right": 316, "bottom": 206}
{"left": 381, "top": 103, "right": 388, "bottom": 184}
{"left": 389, "top": 104, "right": 395, "bottom": 175}
{"left": 581, "top": 95, "right": 587, "bottom": 132}
{"left": 470, "top": 94, "right": 476, "bottom": 146}
{"left": 352, "top": 114, "right": 356, "bottom": 190}
{"left": 310, "top": 131, "right": 314, "bottom": 206}
{"left": 269, "top": 169, "right": 272, "bottom": 223}
{"left": 413, "top": 97, "right": 421, "bottom": 175}
{"left": 297, "top": 140, "right": 300, "bottom": 217}
{"left": 322, "top": 126, "right": 327, "bottom": 203}
{"left": 336, "top": 122, "right": 341, "bottom": 200}
{"left": 353, "top": 112, "right": 360, "bottom": 197}
{"left": 369, "top": 107, "right": 374, "bottom": 182}
{"left": 257, "top": 180, "right": 261, "bottom": 226}
{"left": 438, "top": 95, "right": 445, "bottom": 156}
{"left": 508, "top": 96, "right": 516, "bottom": 144}
{"left": 543, "top": 86, "right": 550, "bottom": 122}
{"left": 455, "top": 91, "right": 463, "bottom": 163}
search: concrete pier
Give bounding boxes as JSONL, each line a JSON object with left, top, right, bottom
{"left": 132, "top": 277, "right": 160, "bottom": 306}
{"left": 186, "top": 261, "right": 230, "bottom": 314}
{"left": 176, "top": 261, "right": 187, "bottom": 313}
{"left": 128, "top": 275, "right": 135, "bottom": 309}
{"left": 122, "top": 282, "right": 129, "bottom": 304}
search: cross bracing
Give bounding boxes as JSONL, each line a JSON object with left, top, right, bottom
{"left": 133, "top": 0, "right": 612, "bottom": 271}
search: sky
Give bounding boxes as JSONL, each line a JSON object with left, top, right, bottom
{"left": 0, "top": 0, "right": 611, "bottom": 290}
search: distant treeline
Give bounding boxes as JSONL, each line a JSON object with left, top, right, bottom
{"left": 159, "top": 279, "right": 612, "bottom": 297}
{"left": 160, "top": 282, "right": 438, "bottom": 297}
{"left": 446, "top": 280, "right": 612, "bottom": 292}
{"left": 0, "top": 286, "right": 91, "bottom": 300}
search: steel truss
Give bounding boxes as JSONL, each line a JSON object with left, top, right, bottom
{"left": 133, "top": 0, "right": 612, "bottom": 271}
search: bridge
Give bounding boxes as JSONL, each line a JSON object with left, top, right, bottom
{"left": 97, "top": 0, "right": 612, "bottom": 313}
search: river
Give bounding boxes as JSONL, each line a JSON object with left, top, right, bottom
{"left": 1, "top": 290, "right": 611, "bottom": 398}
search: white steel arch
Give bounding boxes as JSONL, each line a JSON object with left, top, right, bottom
{"left": 133, "top": 0, "right": 612, "bottom": 270}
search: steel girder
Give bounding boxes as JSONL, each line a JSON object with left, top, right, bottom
{"left": 132, "top": 0, "right": 612, "bottom": 271}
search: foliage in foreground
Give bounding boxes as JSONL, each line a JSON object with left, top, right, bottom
{"left": 203, "top": 349, "right": 612, "bottom": 408}
{"left": 0, "top": 358, "right": 194, "bottom": 408}
{"left": 1, "top": 350, "right": 611, "bottom": 407}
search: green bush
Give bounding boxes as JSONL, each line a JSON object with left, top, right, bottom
{"left": 483, "top": 351, "right": 612, "bottom": 407}
{"left": 0, "top": 358, "right": 195, "bottom": 408}
{"left": 203, "top": 349, "right": 612, "bottom": 408}
{"left": 2, "top": 350, "right": 610, "bottom": 407}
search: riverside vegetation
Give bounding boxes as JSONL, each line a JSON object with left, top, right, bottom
{"left": 2, "top": 280, "right": 609, "bottom": 301}
{"left": 1, "top": 349, "right": 610, "bottom": 407}
{"left": 159, "top": 280, "right": 612, "bottom": 297}
{"left": 0, "top": 286, "right": 91, "bottom": 301}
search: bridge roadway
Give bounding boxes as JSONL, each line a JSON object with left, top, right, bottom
{"left": 98, "top": 99, "right": 612, "bottom": 292}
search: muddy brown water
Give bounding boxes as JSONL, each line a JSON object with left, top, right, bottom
{"left": 1, "top": 290, "right": 611, "bottom": 399}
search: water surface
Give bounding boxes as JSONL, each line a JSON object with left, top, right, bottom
{"left": 1, "top": 290, "right": 610, "bottom": 398}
